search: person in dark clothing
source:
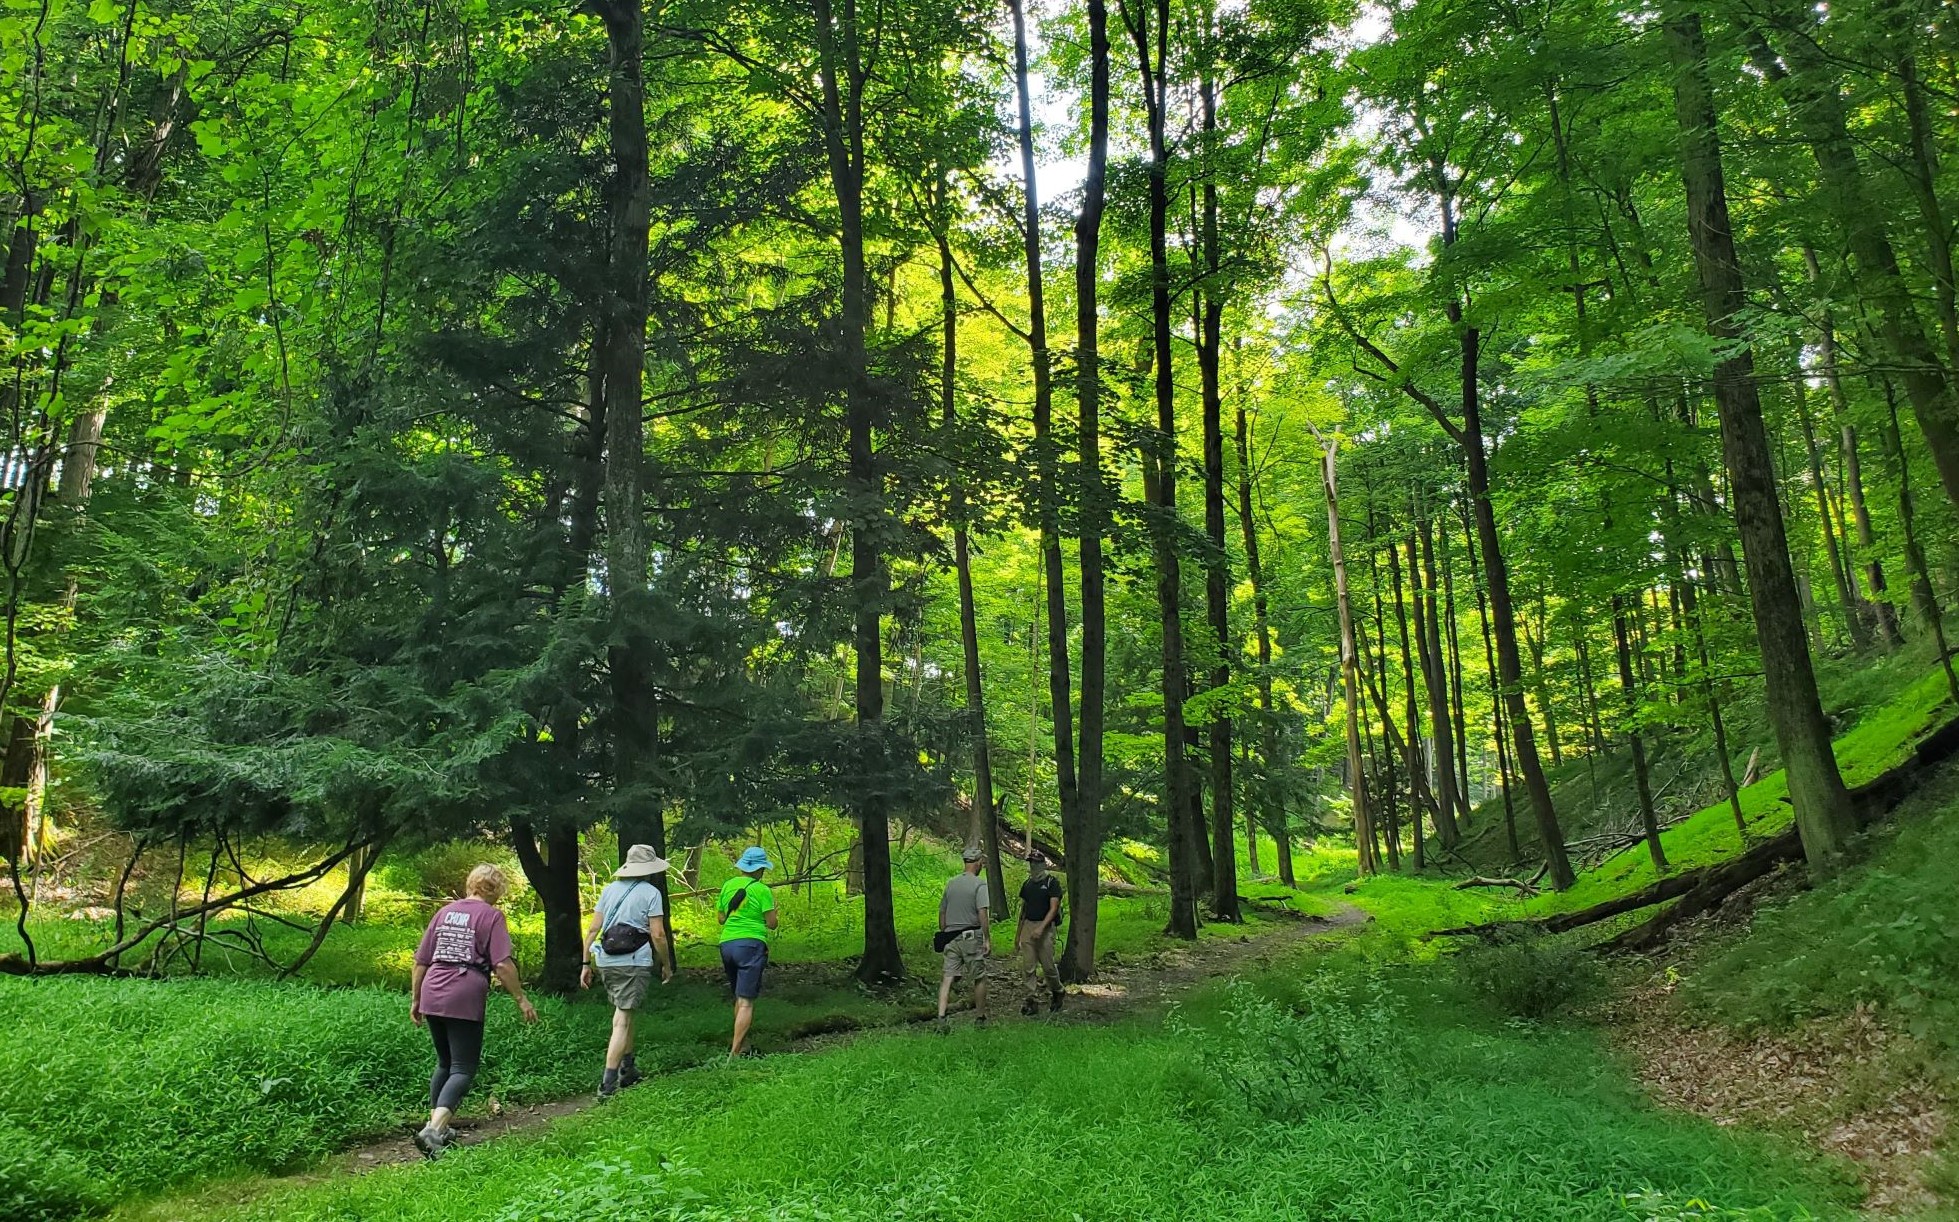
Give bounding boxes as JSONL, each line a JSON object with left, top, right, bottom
{"left": 1015, "top": 852, "right": 1065, "bottom": 1014}
{"left": 410, "top": 864, "right": 537, "bottom": 1157}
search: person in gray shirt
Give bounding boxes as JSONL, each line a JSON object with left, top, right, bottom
{"left": 935, "top": 845, "right": 993, "bottom": 1029}
{"left": 581, "top": 844, "right": 672, "bottom": 1098}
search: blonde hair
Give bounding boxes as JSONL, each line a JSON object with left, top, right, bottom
{"left": 465, "top": 863, "right": 509, "bottom": 904}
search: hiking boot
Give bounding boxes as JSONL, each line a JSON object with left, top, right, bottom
{"left": 412, "top": 1124, "right": 437, "bottom": 1158}
{"left": 618, "top": 1066, "right": 643, "bottom": 1090}
{"left": 1050, "top": 989, "right": 1064, "bottom": 1013}
{"left": 597, "top": 1081, "right": 618, "bottom": 1102}
{"left": 1020, "top": 996, "right": 1039, "bottom": 1016}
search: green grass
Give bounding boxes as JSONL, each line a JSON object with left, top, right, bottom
{"left": 0, "top": 966, "right": 913, "bottom": 1220}
{"left": 123, "top": 970, "right": 1857, "bottom": 1222}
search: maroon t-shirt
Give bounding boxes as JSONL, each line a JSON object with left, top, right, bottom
{"left": 414, "top": 898, "right": 513, "bottom": 1022}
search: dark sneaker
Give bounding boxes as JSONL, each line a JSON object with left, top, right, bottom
{"left": 597, "top": 1082, "right": 617, "bottom": 1102}
{"left": 412, "top": 1124, "right": 437, "bottom": 1157}
{"left": 1050, "top": 989, "right": 1064, "bottom": 1013}
{"left": 619, "top": 1067, "right": 643, "bottom": 1090}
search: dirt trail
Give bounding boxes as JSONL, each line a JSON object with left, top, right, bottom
{"left": 335, "top": 901, "right": 1367, "bottom": 1174}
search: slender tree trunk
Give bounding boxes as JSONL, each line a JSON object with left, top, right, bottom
{"left": 594, "top": 0, "right": 667, "bottom": 944}
{"left": 1875, "top": 377, "right": 1959, "bottom": 701}
{"left": 1064, "top": 0, "right": 1112, "bottom": 981}
{"left": 1808, "top": 247, "right": 1903, "bottom": 647}
{"left": 1408, "top": 525, "right": 1462, "bottom": 845}
{"left": 1792, "top": 356, "right": 1866, "bottom": 649}
{"left": 1747, "top": 15, "right": 1959, "bottom": 514}
{"left": 1436, "top": 516, "right": 1473, "bottom": 820}
{"left": 1126, "top": 0, "right": 1198, "bottom": 938}
{"left": 1667, "top": 5, "right": 1859, "bottom": 872}
{"left": 813, "top": 0, "right": 904, "bottom": 982}
{"left": 1454, "top": 321, "right": 1574, "bottom": 886}
{"left": 938, "top": 217, "right": 1005, "bottom": 915}
{"left": 1008, "top": 0, "right": 1079, "bottom": 870}
{"left": 1196, "top": 63, "right": 1238, "bottom": 921}
{"left": 1235, "top": 400, "right": 1291, "bottom": 884}
{"left": 1465, "top": 501, "right": 1521, "bottom": 861}
{"left": 1611, "top": 595, "right": 1667, "bottom": 872}
{"left": 1391, "top": 537, "right": 1429, "bottom": 869}
{"left": 1316, "top": 430, "right": 1377, "bottom": 876}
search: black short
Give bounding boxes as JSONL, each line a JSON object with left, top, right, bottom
{"left": 720, "top": 938, "right": 769, "bottom": 1000}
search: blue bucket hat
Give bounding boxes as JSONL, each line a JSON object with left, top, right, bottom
{"left": 736, "top": 846, "right": 773, "bottom": 873}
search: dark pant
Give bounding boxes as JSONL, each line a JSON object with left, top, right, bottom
{"left": 720, "top": 938, "right": 769, "bottom": 1000}
{"left": 427, "top": 1015, "right": 484, "bottom": 1113}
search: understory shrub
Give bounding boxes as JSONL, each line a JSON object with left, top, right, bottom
{"left": 1173, "top": 975, "right": 1406, "bottom": 1119}
{"left": 1455, "top": 929, "right": 1605, "bottom": 1020}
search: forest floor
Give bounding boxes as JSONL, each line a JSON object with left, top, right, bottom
{"left": 1606, "top": 868, "right": 1954, "bottom": 1218}
{"left": 326, "top": 900, "right": 1372, "bottom": 1175}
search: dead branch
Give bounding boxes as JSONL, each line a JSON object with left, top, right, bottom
{"left": 1453, "top": 876, "right": 1542, "bottom": 897}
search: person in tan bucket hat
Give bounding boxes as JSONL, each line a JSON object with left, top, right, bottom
{"left": 581, "top": 844, "right": 672, "bottom": 1098}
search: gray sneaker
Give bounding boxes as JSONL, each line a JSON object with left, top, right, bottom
{"left": 412, "top": 1124, "right": 450, "bottom": 1158}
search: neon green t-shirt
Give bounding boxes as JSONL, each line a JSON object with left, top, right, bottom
{"left": 717, "top": 876, "right": 774, "bottom": 944}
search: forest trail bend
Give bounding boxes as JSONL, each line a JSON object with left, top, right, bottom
{"left": 331, "top": 902, "right": 1367, "bottom": 1176}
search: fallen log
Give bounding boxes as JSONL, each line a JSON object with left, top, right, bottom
{"left": 1430, "top": 829, "right": 1801, "bottom": 943}
{"left": 1433, "top": 706, "right": 1959, "bottom": 949}
{"left": 1452, "top": 876, "right": 1542, "bottom": 897}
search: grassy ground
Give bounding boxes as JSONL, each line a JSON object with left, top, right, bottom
{"left": 10, "top": 661, "right": 1956, "bottom": 1221}
{"left": 119, "top": 965, "right": 1860, "bottom": 1222}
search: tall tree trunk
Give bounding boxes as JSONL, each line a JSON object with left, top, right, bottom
{"left": 1611, "top": 594, "right": 1668, "bottom": 873}
{"left": 1435, "top": 515, "right": 1473, "bottom": 821}
{"left": 813, "top": 0, "right": 904, "bottom": 982}
{"left": 1391, "top": 536, "right": 1430, "bottom": 868}
{"left": 1455, "top": 316, "right": 1572, "bottom": 885}
{"left": 1125, "top": 0, "right": 1198, "bottom": 938}
{"left": 594, "top": 0, "right": 663, "bottom": 927}
{"left": 1465, "top": 500, "right": 1521, "bottom": 862}
{"left": 1875, "top": 377, "right": 1959, "bottom": 701}
{"left": 1237, "top": 400, "right": 1292, "bottom": 884}
{"left": 1195, "top": 61, "right": 1238, "bottom": 922}
{"left": 1409, "top": 523, "right": 1462, "bottom": 846}
{"left": 1008, "top": 0, "right": 1079, "bottom": 874}
{"left": 1808, "top": 246, "right": 1903, "bottom": 647}
{"left": 1318, "top": 430, "right": 1378, "bottom": 877}
{"left": 1666, "top": 5, "right": 1860, "bottom": 872}
{"left": 1746, "top": 15, "right": 1959, "bottom": 514}
{"left": 1792, "top": 355, "right": 1867, "bottom": 649}
{"left": 937, "top": 214, "right": 1005, "bottom": 917}
{"left": 1063, "top": 0, "right": 1112, "bottom": 981}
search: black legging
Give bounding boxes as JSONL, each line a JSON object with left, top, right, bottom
{"left": 426, "top": 1015, "right": 484, "bottom": 1113}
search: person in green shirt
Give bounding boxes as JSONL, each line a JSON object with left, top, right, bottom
{"left": 716, "top": 846, "right": 777, "bottom": 1059}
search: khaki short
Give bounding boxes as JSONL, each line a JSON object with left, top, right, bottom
{"left": 599, "top": 965, "right": 652, "bottom": 1011}
{"left": 941, "top": 927, "right": 991, "bottom": 982}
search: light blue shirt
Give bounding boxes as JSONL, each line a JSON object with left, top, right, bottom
{"left": 591, "top": 879, "right": 665, "bottom": 969}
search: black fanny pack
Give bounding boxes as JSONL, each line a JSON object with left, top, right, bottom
{"left": 933, "top": 925, "right": 977, "bottom": 954}
{"left": 598, "top": 881, "right": 653, "bottom": 955}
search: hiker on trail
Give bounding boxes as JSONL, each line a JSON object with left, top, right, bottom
{"left": 581, "top": 844, "right": 673, "bottom": 1099}
{"left": 716, "top": 846, "right": 777, "bottom": 1059}
{"left": 1016, "top": 851, "right": 1064, "bottom": 1015}
{"left": 410, "top": 863, "right": 537, "bottom": 1158}
{"left": 935, "top": 846, "right": 992, "bottom": 1029}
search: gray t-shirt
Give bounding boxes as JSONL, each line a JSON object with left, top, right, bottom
{"left": 940, "top": 873, "right": 989, "bottom": 931}
{"left": 591, "top": 879, "right": 666, "bottom": 969}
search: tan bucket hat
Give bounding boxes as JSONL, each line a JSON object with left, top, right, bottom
{"left": 615, "top": 843, "right": 671, "bottom": 879}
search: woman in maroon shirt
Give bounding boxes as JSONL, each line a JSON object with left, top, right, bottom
{"left": 410, "top": 863, "right": 537, "bottom": 1156}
